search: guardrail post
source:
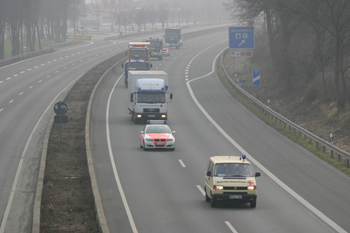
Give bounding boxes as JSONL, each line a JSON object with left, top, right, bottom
{"left": 347, "top": 159, "right": 349, "bottom": 168}
{"left": 323, "top": 145, "right": 326, "bottom": 152}
{"left": 338, "top": 154, "right": 341, "bottom": 162}
{"left": 331, "top": 150, "right": 333, "bottom": 158}
{"left": 316, "top": 142, "right": 318, "bottom": 149}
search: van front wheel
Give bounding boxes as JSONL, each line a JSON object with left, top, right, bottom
{"left": 250, "top": 201, "right": 256, "bottom": 208}
{"left": 205, "top": 187, "right": 210, "bottom": 202}
{"left": 210, "top": 194, "right": 216, "bottom": 207}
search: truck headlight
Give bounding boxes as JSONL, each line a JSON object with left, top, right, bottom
{"left": 213, "top": 185, "right": 223, "bottom": 190}
{"left": 248, "top": 186, "right": 256, "bottom": 190}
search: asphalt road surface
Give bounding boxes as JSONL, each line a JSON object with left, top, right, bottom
{"left": 0, "top": 24, "right": 224, "bottom": 233}
{"left": 91, "top": 30, "right": 350, "bottom": 233}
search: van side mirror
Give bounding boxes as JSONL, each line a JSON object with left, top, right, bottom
{"left": 150, "top": 63, "right": 152, "bottom": 68}
{"left": 130, "top": 94, "right": 133, "bottom": 102}
{"left": 206, "top": 171, "right": 211, "bottom": 176}
{"left": 122, "top": 64, "right": 124, "bottom": 68}
{"left": 170, "top": 93, "right": 173, "bottom": 99}
{"left": 255, "top": 172, "right": 261, "bottom": 177}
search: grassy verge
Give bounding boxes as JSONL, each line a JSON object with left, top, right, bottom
{"left": 216, "top": 54, "right": 350, "bottom": 176}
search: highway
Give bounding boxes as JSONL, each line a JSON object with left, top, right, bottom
{"left": 91, "top": 30, "right": 350, "bottom": 232}
{"left": 0, "top": 25, "right": 222, "bottom": 233}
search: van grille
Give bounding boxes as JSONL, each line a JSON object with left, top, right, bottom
{"left": 224, "top": 187, "right": 247, "bottom": 190}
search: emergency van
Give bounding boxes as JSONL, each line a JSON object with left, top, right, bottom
{"left": 204, "top": 155, "right": 261, "bottom": 208}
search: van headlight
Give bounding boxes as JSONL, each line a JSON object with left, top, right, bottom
{"left": 213, "top": 185, "right": 223, "bottom": 190}
{"left": 248, "top": 186, "right": 256, "bottom": 190}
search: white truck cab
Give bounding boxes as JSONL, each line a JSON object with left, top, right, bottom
{"left": 204, "top": 155, "right": 261, "bottom": 208}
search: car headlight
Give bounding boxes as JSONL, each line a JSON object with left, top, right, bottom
{"left": 213, "top": 185, "right": 223, "bottom": 190}
{"left": 145, "top": 138, "right": 153, "bottom": 142}
{"left": 167, "top": 138, "right": 174, "bottom": 141}
{"left": 248, "top": 186, "right": 256, "bottom": 190}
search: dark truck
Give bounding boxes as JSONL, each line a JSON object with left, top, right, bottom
{"left": 144, "top": 38, "right": 163, "bottom": 60}
{"left": 164, "top": 28, "right": 181, "bottom": 49}
{"left": 122, "top": 58, "right": 152, "bottom": 88}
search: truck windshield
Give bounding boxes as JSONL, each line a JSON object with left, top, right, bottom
{"left": 137, "top": 93, "right": 166, "bottom": 103}
{"left": 127, "top": 62, "right": 149, "bottom": 70}
{"left": 214, "top": 163, "right": 253, "bottom": 177}
{"left": 129, "top": 49, "right": 148, "bottom": 58}
{"left": 150, "top": 41, "right": 162, "bottom": 49}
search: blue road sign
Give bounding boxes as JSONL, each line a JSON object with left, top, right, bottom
{"left": 253, "top": 69, "right": 260, "bottom": 86}
{"left": 229, "top": 27, "right": 255, "bottom": 49}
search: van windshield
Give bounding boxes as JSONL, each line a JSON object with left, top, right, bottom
{"left": 214, "top": 163, "right": 253, "bottom": 177}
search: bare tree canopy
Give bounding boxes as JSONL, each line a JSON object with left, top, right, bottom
{"left": 223, "top": 0, "right": 350, "bottom": 110}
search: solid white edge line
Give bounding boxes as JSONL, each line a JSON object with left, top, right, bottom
{"left": 186, "top": 48, "right": 347, "bottom": 233}
{"left": 0, "top": 73, "right": 83, "bottom": 233}
{"left": 196, "top": 185, "right": 205, "bottom": 196}
{"left": 106, "top": 74, "right": 138, "bottom": 233}
{"left": 225, "top": 221, "right": 239, "bottom": 233}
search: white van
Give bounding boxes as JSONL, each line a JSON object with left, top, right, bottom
{"left": 204, "top": 155, "right": 261, "bottom": 208}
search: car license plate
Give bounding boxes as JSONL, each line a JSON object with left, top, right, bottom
{"left": 148, "top": 115, "right": 155, "bottom": 117}
{"left": 229, "top": 195, "right": 242, "bottom": 199}
{"left": 156, "top": 142, "right": 165, "bottom": 145}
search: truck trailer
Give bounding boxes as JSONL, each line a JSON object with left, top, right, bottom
{"left": 128, "top": 71, "right": 173, "bottom": 124}
{"left": 164, "top": 28, "right": 181, "bottom": 49}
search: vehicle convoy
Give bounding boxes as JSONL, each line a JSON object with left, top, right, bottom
{"left": 140, "top": 120, "right": 176, "bottom": 151}
{"left": 164, "top": 28, "right": 181, "bottom": 49}
{"left": 121, "top": 57, "right": 152, "bottom": 88}
{"left": 144, "top": 37, "right": 163, "bottom": 60}
{"left": 127, "top": 42, "right": 150, "bottom": 62}
{"left": 204, "top": 155, "right": 261, "bottom": 208}
{"left": 128, "top": 70, "right": 173, "bottom": 124}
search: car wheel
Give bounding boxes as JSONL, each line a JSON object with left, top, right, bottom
{"left": 205, "top": 187, "right": 210, "bottom": 202}
{"left": 250, "top": 201, "right": 256, "bottom": 208}
{"left": 140, "top": 139, "right": 143, "bottom": 148}
{"left": 143, "top": 142, "right": 147, "bottom": 151}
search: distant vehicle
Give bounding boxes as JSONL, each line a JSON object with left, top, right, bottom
{"left": 140, "top": 121, "right": 175, "bottom": 151}
{"left": 204, "top": 155, "right": 261, "bottom": 208}
{"left": 164, "top": 28, "right": 181, "bottom": 49}
{"left": 162, "top": 43, "right": 170, "bottom": 57}
{"left": 144, "top": 37, "right": 163, "bottom": 60}
{"left": 121, "top": 57, "right": 152, "bottom": 88}
{"left": 127, "top": 42, "right": 150, "bottom": 62}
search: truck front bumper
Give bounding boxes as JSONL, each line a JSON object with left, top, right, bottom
{"left": 134, "top": 113, "right": 167, "bottom": 121}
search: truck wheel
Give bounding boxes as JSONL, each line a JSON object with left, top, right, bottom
{"left": 250, "top": 201, "right": 256, "bottom": 208}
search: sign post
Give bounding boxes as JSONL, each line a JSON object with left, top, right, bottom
{"left": 253, "top": 69, "right": 261, "bottom": 86}
{"left": 54, "top": 101, "right": 68, "bottom": 142}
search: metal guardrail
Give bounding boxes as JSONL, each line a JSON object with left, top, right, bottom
{"left": 220, "top": 49, "right": 350, "bottom": 168}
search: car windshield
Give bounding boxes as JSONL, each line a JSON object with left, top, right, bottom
{"left": 163, "top": 44, "right": 169, "bottom": 49}
{"left": 214, "top": 163, "right": 253, "bottom": 177}
{"left": 146, "top": 125, "right": 171, "bottom": 134}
